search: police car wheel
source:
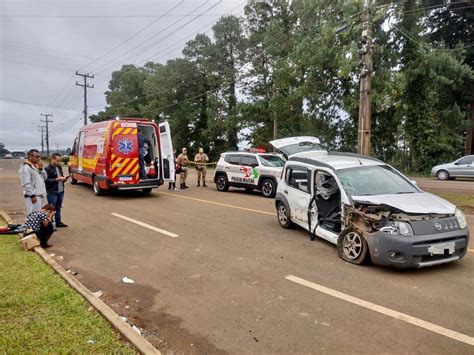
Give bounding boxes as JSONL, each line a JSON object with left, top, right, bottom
{"left": 93, "top": 177, "right": 104, "bottom": 196}
{"left": 261, "top": 179, "right": 276, "bottom": 198}
{"left": 216, "top": 174, "right": 229, "bottom": 192}
{"left": 277, "top": 202, "right": 293, "bottom": 228}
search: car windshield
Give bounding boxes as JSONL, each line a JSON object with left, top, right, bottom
{"left": 259, "top": 154, "right": 285, "bottom": 167}
{"left": 337, "top": 165, "right": 418, "bottom": 197}
{"left": 279, "top": 142, "right": 323, "bottom": 156}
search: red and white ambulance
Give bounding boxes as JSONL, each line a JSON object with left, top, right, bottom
{"left": 68, "top": 118, "right": 174, "bottom": 195}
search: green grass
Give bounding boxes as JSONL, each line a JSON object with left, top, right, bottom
{"left": 432, "top": 193, "right": 474, "bottom": 214}
{"left": 0, "top": 219, "right": 136, "bottom": 354}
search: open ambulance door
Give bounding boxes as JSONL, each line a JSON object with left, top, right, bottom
{"left": 159, "top": 121, "right": 175, "bottom": 182}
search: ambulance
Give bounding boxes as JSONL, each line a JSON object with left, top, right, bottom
{"left": 68, "top": 118, "right": 174, "bottom": 195}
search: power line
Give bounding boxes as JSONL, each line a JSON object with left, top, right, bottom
{"left": 0, "top": 14, "right": 225, "bottom": 18}
{"left": 77, "top": 1, "right": 185, "bottom": 73}
{"left": 0, "top": 97, "right": 83, "bottom": 111}
{"left": 89, "top": 1, "right": 220, "bottom": 74}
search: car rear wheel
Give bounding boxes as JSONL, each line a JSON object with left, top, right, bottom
{"left": 277, "top": 202, "right": 293, "bottom": 228}
{"left": 216, "top": 174, "right": 229, "bottom": 192}
{"left": 261, "top": 179, "right": 276, "bottom": 198}
{"left": 93, "top": 177, "right": 104, "bottom": 196}
{"left": 337, "top": 228, "right": 369, "bottom": 265}
{"left": 436, "top": 170, "right": 449, "bottom": 180}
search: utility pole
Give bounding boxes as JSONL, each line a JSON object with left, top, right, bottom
{"left": 40, "top": 113, "right": 53, "bottom": 157}
{"left": 357, "top": 0, "right": 373, "bottom": 156}
{"left": 75, "top": 71, "right": 94, "bottom": 125}
{"left": 37, "top": 125, "right": 45, "bottom": 154}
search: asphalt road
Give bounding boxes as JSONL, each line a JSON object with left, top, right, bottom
{"left": 1, "top": 159, "right": 473, "bottom": 354}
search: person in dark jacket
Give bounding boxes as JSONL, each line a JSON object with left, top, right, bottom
{"left": 44, "top": 153, "right": 68, "bottom": 227}
{"left": 25, "top": 204, "right": 56, "bottom": 248}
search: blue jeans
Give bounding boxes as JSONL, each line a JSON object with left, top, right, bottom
{"left": 47, "top": 191, "right": 64, "bottom": 224}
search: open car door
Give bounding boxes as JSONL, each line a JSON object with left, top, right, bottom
{"left": 269, "top": 136, "right": 326, "bottom": 159}
{"left": 159, "top": 121, "right": 175, "bottom": 181}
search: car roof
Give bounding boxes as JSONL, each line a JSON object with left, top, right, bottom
{"left": 288, "top": 151, "right": 384, "bottom": 170}
{"left": 222, "top": 151, "right": 280, "bottom": 156}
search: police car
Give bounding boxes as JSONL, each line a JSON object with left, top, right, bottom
{"left": 214, "top": 151, "right": 285, "bottom": 198}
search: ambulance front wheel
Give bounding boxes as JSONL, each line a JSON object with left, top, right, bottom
{"left": 93, "top": 177, "right": 105, "bottom": 196}
{"left": 142, "top": 188, "right": 152, "bottom": 194}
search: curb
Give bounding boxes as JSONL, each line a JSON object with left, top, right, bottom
{"left": 0, "top": 210, "right": 160, "bottom": 355}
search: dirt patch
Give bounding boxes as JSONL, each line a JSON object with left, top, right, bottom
{"left": 69, "top": 268, "right": 226, "bottom": 355}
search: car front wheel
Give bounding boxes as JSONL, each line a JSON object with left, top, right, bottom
{"left": 337, "top": 228, "right": 369, "bottom": 265}
{"left": 216, "top": 174, "right": 229, "bottom": 192}
{"left": 436, "top": 170, "right": 449, "bottom": 180}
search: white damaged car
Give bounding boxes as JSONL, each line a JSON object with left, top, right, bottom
{"left": 275, "top": 151, "right": 470, "bottom": 268}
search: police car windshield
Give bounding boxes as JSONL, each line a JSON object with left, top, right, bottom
{"left": 259, "top": 154, "right": 285, "bottom": 167}
{"left": 337, "top": 165, "right": 418, "bottom": 197}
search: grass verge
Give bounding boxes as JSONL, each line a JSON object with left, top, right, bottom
{"left": 0, "top": 217, "right": 136, "bottom": 353}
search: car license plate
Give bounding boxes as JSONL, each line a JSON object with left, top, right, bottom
{"left": 428, "top": 242, "right": 455, "bottom": 255}
{"left": 119, "top": 176, "right": 133, "bottom": 181}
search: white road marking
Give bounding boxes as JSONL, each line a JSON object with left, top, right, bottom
{"left": 286, "top": 275, "right": 474, "bottom": 347}
{"left": 111, "top": 212, "right": 179, "bottom": 238}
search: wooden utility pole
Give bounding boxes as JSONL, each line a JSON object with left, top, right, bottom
{"left": 37, "top": 125, "right": 45, "bottom": 154}
{"left": 357, "top": 0, "right": 373, "bottom": 156}
{"left": 40, "top": 113, "right": 53, "bottom": 157}
{"left": 75, "top": 71, "right": 94, "bottom": 125}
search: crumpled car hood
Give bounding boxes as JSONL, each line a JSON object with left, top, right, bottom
{"left": 352, "top": 192, "right": 456, "bottom": 215}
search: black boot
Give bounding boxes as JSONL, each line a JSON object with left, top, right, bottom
{"left": 203, "top": 182, "right": 207, "bottom": 187}
{"left": 197, "top": 182, "right": 200, "bottom": 187}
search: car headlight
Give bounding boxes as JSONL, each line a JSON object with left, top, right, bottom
{"left": 455, "top": 208, "right": 467, "bottom": 229}
{"left": 380, "top": 221, "right": 414, "bottom": 236}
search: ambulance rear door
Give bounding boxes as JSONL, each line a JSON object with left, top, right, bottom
{"left": 110, "top": 121, "right": 139, "bottom": 184}
{"left": 159, "top": 121, "right": 174, "bottom": 181}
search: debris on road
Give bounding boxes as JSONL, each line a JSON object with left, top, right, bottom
{"left": 87, "top": 339, "right": 95, "bottom": 344}
{"left": 91, "top": 290, "right": 103, "bottom": 298}
{"left": 132, "top": 325, "right": 142, "bottom": 335}
{"left": 122, "top": 276, "right": 135, "bottom": 284}
{"left": 120, "top": 316, "right": 128, "bottom": 322}
{"left": 66, "top": 269, "right": 78, "bottom": 276}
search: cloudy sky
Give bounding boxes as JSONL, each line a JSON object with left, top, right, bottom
{"left": 0, "top": 0, "right": 246, "bottom": 152}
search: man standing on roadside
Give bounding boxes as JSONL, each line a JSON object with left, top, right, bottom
{"left": 194, "top": 148, "right": 209, "bottom": 187}
{"left": 19, "top": 149, "right": 47, "bottom": 215}
{"left": 176, "top": 147, "right": 189, "bottom": 189}
{"left": 44, "top": 153, "right": 68, "bottom": 228}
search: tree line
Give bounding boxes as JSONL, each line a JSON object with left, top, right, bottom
{"left": 90, "top": 0, "right": 473, "bottom": 173}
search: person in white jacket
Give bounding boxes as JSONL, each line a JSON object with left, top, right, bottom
{"left": 19, "top": 149, "right": 47, "bottom": 215}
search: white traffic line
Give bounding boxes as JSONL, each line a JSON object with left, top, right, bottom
{"left": 111, "top": 212, "right": 179, "bottom": 238}
{"left": 286, "top": 275, "right": 474, "bottom": 347}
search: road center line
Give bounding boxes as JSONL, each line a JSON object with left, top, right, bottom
{"left": 158, "top": 192, "right": 276, "bottom": 216}
{"left": 111, "top": 212, "right": 179, "bottom": 238}
{"left": 286, "top": 275, "right": 474, "bottom": 347}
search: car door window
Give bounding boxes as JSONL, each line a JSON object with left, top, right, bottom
{"left": 225, "top": 154, "right": 241, "bottom": 165}
{"left": 458, "top": 156, "right": 474, "bottom": 165}
{"left": 286, "top": 167, "right": 309, "bottom": 193}
{"left": 241, "top": 155, "right": 259, "bottom": 167}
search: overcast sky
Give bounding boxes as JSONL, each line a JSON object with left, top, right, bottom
{"left": 0, "top": 0, "right": 246, "bottom": 152}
